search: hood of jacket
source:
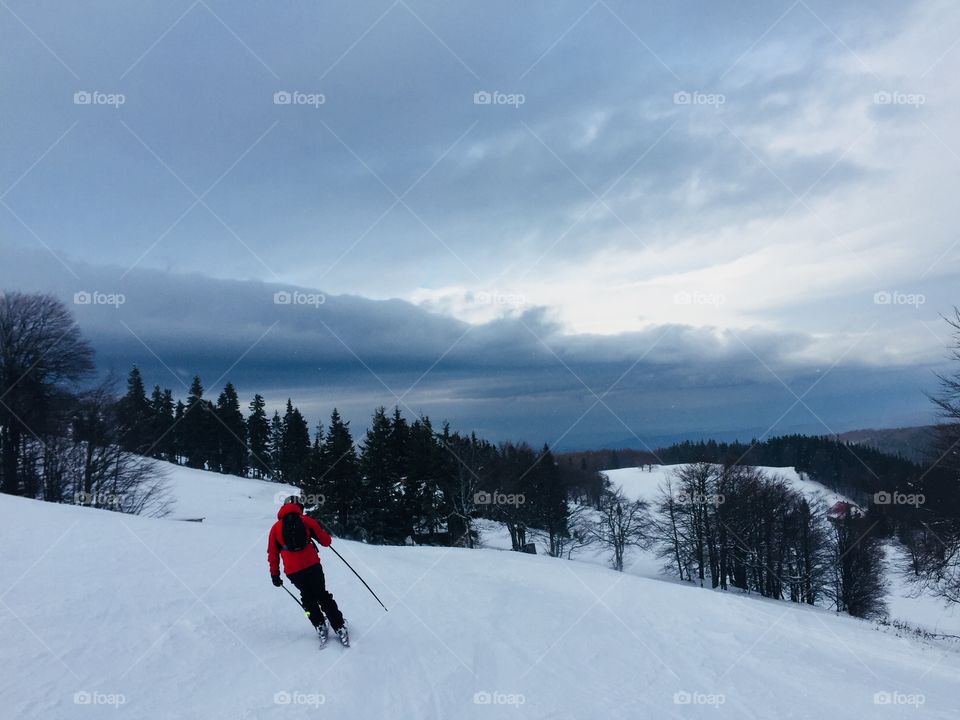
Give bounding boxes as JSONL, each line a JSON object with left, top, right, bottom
{"left": 277, "top": 502, "right": 303, "bottom": 521}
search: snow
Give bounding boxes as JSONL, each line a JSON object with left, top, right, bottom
{"left": 882, "top": 543, "right": 960, "bottom": 637}
{"left": 602, "top": 463, "right": 850, "bottom": 508}
{"left": 490, "top": 464, "right": 855, "bottom": 578}
{"left": 2, "top": 461, "right": 959, "bottom": 719}
{"left": 601, "top": 464, "right": 960, "bottom": 638}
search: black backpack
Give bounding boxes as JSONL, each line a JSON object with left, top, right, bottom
{"left": 281, "top": 512, "right": 309, "bottom": 551}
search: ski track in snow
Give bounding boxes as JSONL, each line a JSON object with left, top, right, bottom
{"left": 1, "top": 461, "right": 958, "bottom": 719}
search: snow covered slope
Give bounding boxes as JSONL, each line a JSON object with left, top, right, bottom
{"left": 603, "top": 464, "right": 960, "bottom": 638}
{"left": 566, "top": 463, "right": 853, "bottom": 578}
{"left": 2, "top": 463, "right": 958, "bottom": 719}
{"left": 603, "top": 463, "right": 849, "bottom": 507}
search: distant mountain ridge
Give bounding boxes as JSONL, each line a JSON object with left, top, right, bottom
{"left": 836, "top": 425, "right": 937, "bottom": 464}
{"left": 564, "top": 425, "right": 940, "bottom": 466}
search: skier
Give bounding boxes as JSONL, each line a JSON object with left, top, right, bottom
{"left": 268, "top": 495, "right": 349, "bottom": 647}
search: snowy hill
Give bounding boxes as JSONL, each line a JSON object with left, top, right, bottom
{"left": 602, "top": 463, "right": 850, "bottom": 507}
{"left": 601, "top": 463, "right": 960, "bottom": 637}
{"left": 2, "top": 462, "right": 958, "bottom": 719}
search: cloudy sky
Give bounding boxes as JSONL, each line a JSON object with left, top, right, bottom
{"left": 2, "top": 0, "right": 959, "bottom": 448}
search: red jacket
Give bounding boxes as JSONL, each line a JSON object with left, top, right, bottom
{"left": 268, "top": 504, "right": 332, "bottom": 577}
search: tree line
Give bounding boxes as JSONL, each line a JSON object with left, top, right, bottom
{"left": 658, "top": 434, "right": 923, "bottom": 505}
{"left": 114, "top": 365, "right": 605, "bottom": 549}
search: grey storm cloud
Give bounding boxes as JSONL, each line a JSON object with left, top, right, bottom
{"left": 0, "top": 245, "right": 812, "bottom": 376}
{"left": 2, "top": 0, "right": 957, "bottom": 446}
{"left": 0, "top": 246, "right": 942, "bottom": 448}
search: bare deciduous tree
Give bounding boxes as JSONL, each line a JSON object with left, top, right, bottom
{"left": 589, "top": 487, "right": 650, "bottom": 572}
{"left": 826, "top": 506, "right": 887, "bottom": 618}
{"left": 0, "top": 293, "right": 170, "bottom": 516}
{"left": 652, "top": 464, "right": 834, "bottom": 606}
{"left": 67, "top": 380, "right": 172, "bottom": 517}
{"left": 0, "top": 292, "right": 94, "bottom": 495}
{"left": 905, "top": 307, "right": 960, "bottom": 603}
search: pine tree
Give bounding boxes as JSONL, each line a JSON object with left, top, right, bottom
{"left": 148, "top": 385, "right": 175, "bottom": 460}
{"left": 405, "top": 416, "right": 444, "bottom": 538}
{"left": 302, "top": 421, "right": 325, "bottom": 501}
{"left": 532, "top": 444, "right": 569, "bottom": 557}
{"left": 280, "top": 399, "right": 311, "bottom": 485}
{"left": 436, "top": 425, "right": 491, "bottom": 548}
{"left": 490, "top": 442, "right": 538, "bottom": 550}
{"left": 246, "top": 394, "right": 271, "bottom": 478}
{"left": 268, "top": 411, "right": 284, "bottom": 481}
{"left": 318, "top": 409, "right": 360, "bottom": 535}
{"left": 389, "top": 407, "right": 409, "bottom": 483}
{"left": 358, "top": 407, "right": 405, "bottom": 543}
{"left": 181, "top": 376, "right": 214, "bottom": 469}
{"left": 214, "top": 382, "right": 247, "bottom": 475}
{"left": 147, "top": 385, "right": 164, "bottom": 458}
{"left": 388, "top": 408, "right": 412, "bottom": 539}
{"left": 173, "top": 400, "right": 186, "bottom": 464}
{"left": 117, "top": 366, "right": 151, "bottom": 454}
{"left": 610, "top": 449, "right": 621, "bottom": 469}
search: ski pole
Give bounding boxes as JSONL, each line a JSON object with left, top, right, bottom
{"left": 329, "top": 546, "right": 389, "bottom": 612}
{"left": 281, "top": 582, "right": 314, "bottom": 622}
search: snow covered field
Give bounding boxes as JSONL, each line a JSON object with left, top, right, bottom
{"left": 602, "top": 463, "right": 849, "bottom": 507}
{"left": 481, "top": 464, "right": 848, "bottom": 578}
{"left": 2, "top": 462, "right": 959, "bottom": 719}
{"left": 598, "top": 464, "right": 960, "bottom": 636}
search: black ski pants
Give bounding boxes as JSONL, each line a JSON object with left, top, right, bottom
{"left": 287, "top": 563, "right": 345, "bottom": 631}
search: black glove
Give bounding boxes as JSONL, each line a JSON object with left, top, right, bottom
{"left": 271, "top": 574, "right": 283, "bottom": 587}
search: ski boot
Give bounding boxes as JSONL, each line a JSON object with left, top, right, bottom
{"left": 335, "top": 623, "right": 350, "bottom": 647}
